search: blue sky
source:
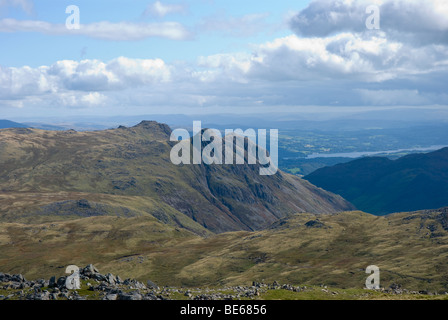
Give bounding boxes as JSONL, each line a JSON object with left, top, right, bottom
{"left": 0, "top": 0, "right": 308, "bottom": 66}
{"left": 0, "top": 0, "right": 448, "bottom": 119}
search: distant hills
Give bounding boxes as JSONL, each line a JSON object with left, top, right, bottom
{"left": 0, "top": 120, "right": 27, "bottom": 129}
{"left": 0, "top": 121, "right": 353, "bottom": 234}
{"left": 304, "top": 147, "right": 448, "bottom": 215}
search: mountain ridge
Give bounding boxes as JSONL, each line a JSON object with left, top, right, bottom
{"left": 0, "top": 120, "right": 354, "bottom": 234}
{"left": 304, "top": 147, "right": 448, "bottom": 215}
{"left": 0, "top": 119, "right": 27, "bottom": 129}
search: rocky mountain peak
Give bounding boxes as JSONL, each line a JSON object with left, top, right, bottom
{"left": 132, "top": 120, "right": 172, "bottom": 137}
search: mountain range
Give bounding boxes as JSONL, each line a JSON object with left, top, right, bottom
{"left": 1, "top": 121, "right": 448, "bottom": 293}
{"left": 304, "top": 147, "right": 448, "bottom": 215}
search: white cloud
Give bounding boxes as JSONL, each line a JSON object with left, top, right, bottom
{"left": 196, "top": 53, "right": 251, "bottom": 82}
{"left": 0, "top": 18, "right": 191, "bottom": 41}
{"left": 2, "top": 1, "right": 448, "bottom": 114}
{"left": 2, "top": 34, "right": 448, "bottom": 111}
{"left": 52, "top": 92, "right": 107, "bottom": 108}
{"left": 143, "top": 1, "right": 186, "bottom": 18}
{"left": 107, "top": 57, "right": 172, "bottom": 85}
{"left": 0, "top": 57, "right": 173, "bottom": 105}
{"left": 245, "top": 33, "right": 448, "bottom": 83}
{"left": 289, "top": 0, "right": 448, "bottom": 45}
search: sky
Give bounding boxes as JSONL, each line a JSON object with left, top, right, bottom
{"left": 0, "top": 0, "right": 448, "bottom": 119}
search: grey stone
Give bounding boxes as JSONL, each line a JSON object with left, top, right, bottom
{"left": 49, "top": 276, "right": 56, "bottom": 288}
{"left": 33, "top": 291, "right": 50, "bottom": 300}
{"left": 93, "top": 273, "right": 107, "bottom": 282}
{"left": 82, "top": 264, "right": 99, "bottom": 277}
{"left": 60, "top": 292, "right": 70, "bottom": 299}
{"left": 9, "top": 282, "right": 21, "bottom": 290}
{"left": 103, "top": 294, "right": 118, "bottom": 300}
{"left": 134, "top": 281, "right": 146, "bottom": 290}
{"left": 12, "top": 274, "right": 25, "bottom": 283}
{"left": 106, "top": 273, "right": 116, "bottom": 285}
{"left": 119, "top": 292, "right": 143, "bottom": 300}
{"left": 147, "top": 280, "right": 159, "bottom": 290}
{"left": 37, "top": 279, "right": 47, "bottom": 286}
{"left": 142, "top": 293, "right": 158, "bottom": 300}
{"left": 56, "top": 276, "right": 67, "bottom": 288}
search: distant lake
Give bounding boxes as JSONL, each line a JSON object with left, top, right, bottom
{"left": 306, "top": 145, "right": 448, "bottom": 159}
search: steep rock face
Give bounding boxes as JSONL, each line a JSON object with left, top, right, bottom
{"left": 0, "top": 121, "right": 354, "bottom": 233}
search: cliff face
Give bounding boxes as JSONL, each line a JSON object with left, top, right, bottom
{"left": 0, "top": 121, "right": 354, "bottom": 233}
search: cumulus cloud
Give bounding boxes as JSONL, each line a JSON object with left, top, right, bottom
{"left": 0, "top": 57, "right": 173, "bottom": 109}
{"left": 1, "top": 0, "right": 448, "bottom": 112}
{"left": 245, "top": 33, "right": 448, "bottom": 83}
{"left": 289, "top": 0, "right": 448, "bottom": 45}
{"left": 196, "top": 53, "right": 252, "bottom": 82}
{"left": 0, "top": 18, "right": 191, "bottom": 41}
{"left": 1, "top": 32, "right": 447, "bottom": 112}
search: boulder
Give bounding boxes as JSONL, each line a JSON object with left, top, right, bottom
{"left": 103, "top": 294, "right": 118, "bottom": 300}
{"left": 49, "top": 276, "right": 56, "bottom": 288}
{"left": 0, "top": 273, "right": 9, "bottom": 282}
{"left": 82, "top": 264, "right": 99, "bottom": 277}
{"left": 93, "top": 273, "right": 107, "bottom": 282}
{"left": 11, "top": 274, "right": 25, "bottom": 283}
{"left": 56, "top": 276, "right": 67, "bottom": 288}
{"left": 118, "top": 292, "right": 143, "bottom": 300}
{"left": 32, "top": 291, "right": 50, "bottom": 300}
{"left": 147, "top": 280, "right": 159, "bottom": 290}
{"left": 106, "top": 273, "right": 116, "bottom": 285}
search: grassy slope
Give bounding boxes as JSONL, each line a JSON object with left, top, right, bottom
{"left": 1, "top": 209, "right": 448, "bottom": 293}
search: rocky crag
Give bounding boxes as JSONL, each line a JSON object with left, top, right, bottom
{"left": 1, "top": 264, "right": 445, "bottom": 300}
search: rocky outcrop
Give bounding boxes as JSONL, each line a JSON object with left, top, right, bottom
{"left": 0, "top": 267, "right": 440, "bottom": 300}
{"left": 0, "top": 264, "right": 163, "bottom": 301}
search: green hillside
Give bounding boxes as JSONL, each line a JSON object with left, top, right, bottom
{"left": 304, "top": 148, "right": 448, "bottom": 215}
{"left": 1, "top": 208, "right": 448, "bottom": 293}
